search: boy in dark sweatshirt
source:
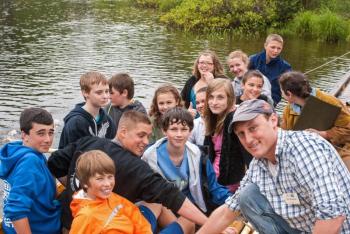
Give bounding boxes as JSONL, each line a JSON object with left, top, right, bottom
{"left": 104, "top": 73, "right": 147, "bottom": 130}
{"left": 58, "top": 71, "right": 116, "bottom": 149}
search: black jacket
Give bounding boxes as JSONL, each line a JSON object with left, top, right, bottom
{"left": 58, "top": 102, "right": 116, "bottom": 149}
{"left": 181, "top": 75, "right": 230, "bottom": 108}
{"left": 181, "top": 75, "right": 198, "bottom": 108}
{"left": 104, "top": 100, "right": 147, "bottom": 130}
{"left": 48, "top": 136, "right": 186, "bottom": 229}
{"left": 204, "top": 112, "right": 252, "bottom": 185}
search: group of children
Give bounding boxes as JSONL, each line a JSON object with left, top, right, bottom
{"left": 2, "top": 32, "right": 349, "bottom": 234}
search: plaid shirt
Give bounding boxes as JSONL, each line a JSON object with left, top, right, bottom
{"left": 226, "top": 129, "right": 350, "bottom": 233}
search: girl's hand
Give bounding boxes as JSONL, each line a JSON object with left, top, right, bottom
{"left": 188, "top": 102, "right": 197, "bottom": 118}
{"left": 202, "top": 72, "right": 214, "bottom": 83}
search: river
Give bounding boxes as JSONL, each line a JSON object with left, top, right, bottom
{"left": 1, "top": 0, "right": 350, "bottom": 147}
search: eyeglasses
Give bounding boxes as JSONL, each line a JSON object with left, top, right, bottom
{"left": 198, "top": 61, "right": 214, "bottom": 66}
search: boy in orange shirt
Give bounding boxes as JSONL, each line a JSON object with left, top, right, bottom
{"left": 70, "top": 150, "right": 185, "bottom": 234}
{"left": 70, "top": 150, "right": 152, "bottom": 234}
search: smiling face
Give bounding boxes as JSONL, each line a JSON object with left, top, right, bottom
{"left": 195, "top": 91, "right": 206, "bottom": 116}
{"left": 118, "top": 122, "right": 152, "bottom": 156}
{"left": 83, "top": 83, "right": 110, "bottom": 108}
{"left": 198, "top": 55, "right": 214, "bottom": 76}
{"left": 22, "top": 123, "right": 54, "bottom": 153}
{"left": 86, "top": 173, "right": 115, "bottom": 200}
{"left": 264, "top": 40, "right": 283, "bottom": 61}
{"left": 157, "top": 92, "right": 177, "bottom": 115}
{"left": 228, "top": 57, "right": 248, "bottom": 78}
{"left": 164, "top": 121, "right": 191, "bottom": 150}
{"left": 242, "top": 76, "right": 264, "bottom": 100}
{"left": 234, "top": 114, "right": 278, "bottom": 161}
{"left": 208, "top": 86, "right": 228, "bottom": 115}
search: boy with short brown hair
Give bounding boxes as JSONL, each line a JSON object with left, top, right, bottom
{"left": 105, "top": 73, "right": 147, "bottom": 130}
{"left": 58, "top": 71, "right": 116, "bottom": 149}
{"left": 70, "top": 150, "right": 153, "bottom": 234}
{"left": 0, "top": 108, "right": 61, "bottom": 234}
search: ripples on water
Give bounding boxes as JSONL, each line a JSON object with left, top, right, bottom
{"left": 1, "top": 0, "right": 350, "bottom": 147}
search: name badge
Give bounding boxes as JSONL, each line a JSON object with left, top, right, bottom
{"left": 282, "top": 193, "right": 300, "bottom": 205}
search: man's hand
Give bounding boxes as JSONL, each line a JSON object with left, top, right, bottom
{"left": 221, "top": 227, "right": 237, "bottom": 234}
{"left": 313, "top": 216, "right": 345, "bottom": 234}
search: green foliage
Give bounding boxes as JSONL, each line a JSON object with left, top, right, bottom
{"left": 286, "top": 10, "right": 349, "bottom": 42}
{"left": 274, "top": 0, "right": 302, "bottom": 25}
{"left": 317, "top": 10, "right": 348, "bottom": 42}
{"left": 133, "top": 0, "right": 159, "bottom": 8}
{"left": 160, "top": 0, "right": 277, "bottom": 32}
{"left": 292, "top": 11, "right": 318, "bottom": 37}
{"left": 132, "top": 0, "right": 350, "bottom": 42}
{"left": 159, "top": 0, "right": 183, "bottom": 12}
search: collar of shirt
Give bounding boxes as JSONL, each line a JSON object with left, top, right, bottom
{"left": 290, "top": 87, "right": 317, "bottom": 114}
{"left": 255, "top": 129, "right": 284, "bottom": 177}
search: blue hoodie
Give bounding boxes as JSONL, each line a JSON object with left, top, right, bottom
{"left": 0, "top": 141, "right": 61, "bottom": 234}
{"left": 249, "top": 50, "right": 292, "bottom": 105}
{"left": 58, "top": 102, "right": 116, "bottom": 149}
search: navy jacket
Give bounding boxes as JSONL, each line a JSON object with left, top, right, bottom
{"left": 58, "top": 102, "right": 116, "bottom": 149}
{"left": 249, "top": 50, "right": 291, "bottom": 105}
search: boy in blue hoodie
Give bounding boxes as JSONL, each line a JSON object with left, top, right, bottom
{"left": 58, "top": 71, "right": 116, "bottom": 149}
{"left": 0, "top": 108, "right": 61, "bottom": 234}
{"left": 142, "top": 107, "right": 231, "bottom": 216}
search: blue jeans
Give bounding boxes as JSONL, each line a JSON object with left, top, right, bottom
{"left": 238, "top": 183, "right": 301, "bottom": 234}
{"left": 139, "top": 205, "right": 183, "bottom": 234}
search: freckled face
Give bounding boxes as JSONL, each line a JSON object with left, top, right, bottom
{"left": 86, "top": 173, "right": 115, "bottom": 200}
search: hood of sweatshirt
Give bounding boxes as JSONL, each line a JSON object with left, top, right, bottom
{"left": 63, "top": 102, "right": 94, "bottom": 124}
{"left": 0, "top": 140, "right": 44, "bottom": 178}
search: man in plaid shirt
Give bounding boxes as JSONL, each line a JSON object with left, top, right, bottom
{"left": 198, "top": 99, "right": 350, "bottom": 234}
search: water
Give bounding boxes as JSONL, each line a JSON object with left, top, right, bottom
{"left": 1, "top": 0, "right": 350, "bottom": 148}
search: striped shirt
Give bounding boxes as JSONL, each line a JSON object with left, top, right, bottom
{"left": 226, "top": 129, "right": 350, "bottom": 233}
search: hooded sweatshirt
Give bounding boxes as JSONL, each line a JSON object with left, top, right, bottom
{"left": 58, "top": 102, "right": 116, "bottom": 149}
{"left": 70, "top": 190, "right": 152, "bottom": 234}
{"left": 0, "top": 141, "right": 61, "bottom": 234}
{"left": 104, "top": 100, "right": 147, "bottom": 130}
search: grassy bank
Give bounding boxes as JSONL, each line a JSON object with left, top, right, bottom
{"left": 132, "top": 0, "right": 350, "bottom": 42}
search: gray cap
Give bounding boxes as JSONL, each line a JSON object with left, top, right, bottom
{"left": 229, "top": 99, "right": 274, "bottom": 132}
